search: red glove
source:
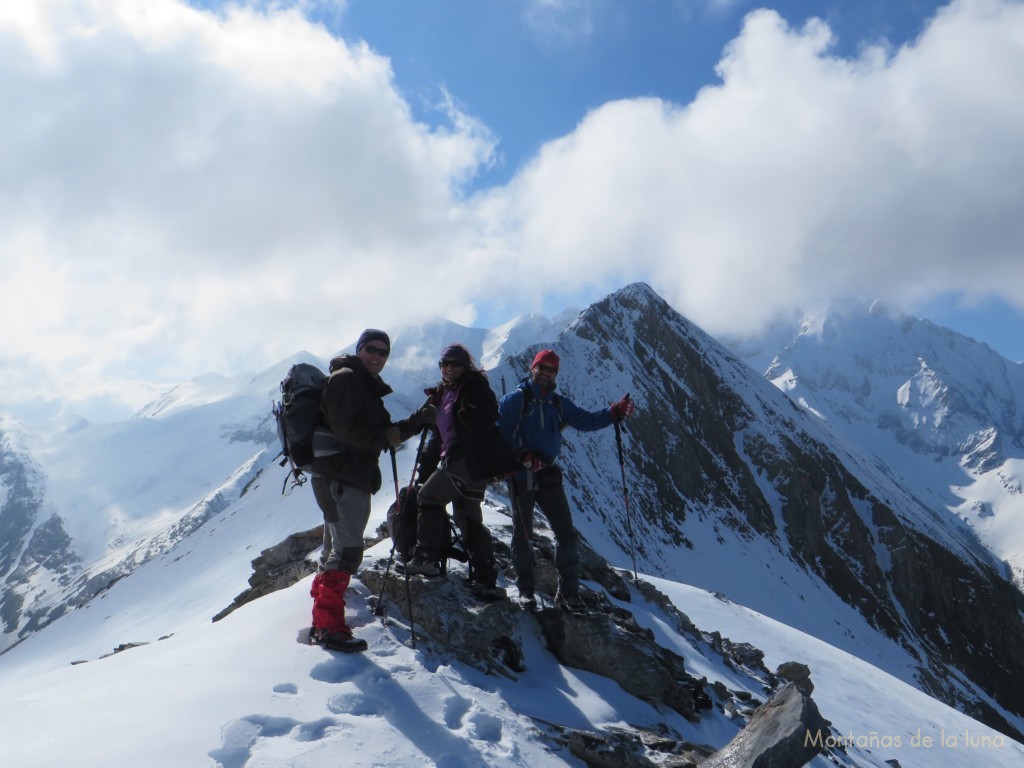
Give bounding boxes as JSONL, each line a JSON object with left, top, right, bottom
{"left": 611, "top": 394, "right": 635, "bottom": 423}
{"left": 518, "top": 450, "right": 546, "bottom": 472}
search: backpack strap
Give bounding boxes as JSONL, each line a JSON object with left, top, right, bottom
{"left": 515, "top": 382, "right": 565, "bottom": 438}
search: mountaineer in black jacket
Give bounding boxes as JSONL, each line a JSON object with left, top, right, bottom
{"left": 405, "top": 343, "right": 517, "bottom": 600}
{"left": 308, "top": 328, "right": 435, "bottom": 650}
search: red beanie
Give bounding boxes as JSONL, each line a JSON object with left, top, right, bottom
{"left": 531, "top": 349, "right": 560, "bottom": 371}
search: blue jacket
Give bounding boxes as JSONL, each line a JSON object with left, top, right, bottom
{"left": 497, "top": 377, "right": 614, "bottom": 464}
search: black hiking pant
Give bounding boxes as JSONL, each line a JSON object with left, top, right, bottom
{"left": 415, "top": 457, "right": 499, "bottom": 585}
{"left": 508, "top": 466, "right": 579, "bottom": 598}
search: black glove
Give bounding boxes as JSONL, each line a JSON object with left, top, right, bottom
{"left": 416, "top": 403, "right": 437, "bottom": 426}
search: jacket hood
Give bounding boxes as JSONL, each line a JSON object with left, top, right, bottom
{"left": 329, "top": 353, "right": 360, "bottom": 373}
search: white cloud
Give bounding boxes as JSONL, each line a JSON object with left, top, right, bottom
{"left": 479, "top": 0, "right": 1024, "bottom": 338}
{"left": 0, "top": 0, "right": 494, "bottom": 419}
{"left": 2, "top": 0, "right": 1023, "bottom": 421}
{"left": 522, "top": 0, "right": 596, "bottom": 45}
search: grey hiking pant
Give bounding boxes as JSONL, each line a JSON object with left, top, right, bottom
{"left": 509, "top": 466, "right": 579, "bottom": 598}
{"left": 311, "top": 475, "right": 371, "bottom": 574}
{"left": 416, "top": 457, "right": 498, "bottom": 585}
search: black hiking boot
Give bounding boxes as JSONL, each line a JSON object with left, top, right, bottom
{"left": 470, "top": 582, "right": 507, "bottom": 601}
{"left": 554, "top": 592, "right": 586, "bottom": 613}
{"left": 518, "top": 591, "right": 538, "bottom": 612}
{"left": 404, "top": 557, "right": 442, "bottom": 577}
{"left": 311, "top": 627, "right": 368, "bottom": 653}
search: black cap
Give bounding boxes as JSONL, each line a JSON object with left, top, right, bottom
{"left": 356, "top": 328, "right": 390, "bottom": 352}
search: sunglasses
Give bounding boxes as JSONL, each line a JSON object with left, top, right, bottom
{"left": 439, "top": 359, "right": 465, "bottom": 369}
{"left": 536, "top": 363, "right": 558, "bottom": 374}
{"left": 362, "top": 345, "right": 390, "bottom": 358}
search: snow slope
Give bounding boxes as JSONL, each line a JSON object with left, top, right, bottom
{"left": 0, "top": 442, "right": 1021, "bottom": 768}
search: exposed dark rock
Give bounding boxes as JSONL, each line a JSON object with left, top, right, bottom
{"left": 0, "top": 430, "right": 45, "bottom": 578}
{"left": 531, "top": 590, "right": 702, "bottom": 718}
{"left": 699, "top": 682, "right": 829, "bottom": 768}
{"left": 361, "top": 568, "right": 524, "bottom": 676}
{"left": 357, "top": 534, "right": 712, "bottom": 717}
{"left": 215, "top": 517, "right": 838, "bottom": 768}
{"left": 3, "top": 511, "right": 81, "bottom": 639}
{"left": 0, "top": 430, "right": 52, "bottom": 640}
{"left": 775, "top": 661, "right": 813, "bottom": 695}
{"left": 535, "top": 720, "right": 716, "bottom": 768}
{"left": 708, "top": 631, "right": 771, "bottom": 680}
{"left": 99, "top": 641, "right": 150, "bottom": 658}
{"left": 72, "top": 634, "right": 174, "bottom": 665}
{"left": 212, "top": 526, "right": 322, "bottom": 622}
{"left": 566, "top": 728, "right": 658, "bottom": 768}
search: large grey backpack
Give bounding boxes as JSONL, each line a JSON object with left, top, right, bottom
{"left": 272, "top": 363, "right": 341, "bottom": 491}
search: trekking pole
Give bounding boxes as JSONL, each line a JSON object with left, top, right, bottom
{"left": 614, "top": 394, "right": 639, "bottom": 582}
{"left": 404, "top": 563, "right": 417, "bottom": 650}
{"left": 395, "top": 443, "right": 419, "bottom": 650}
{"left": 375, "top": 431, "right": 428, "bottom": 615}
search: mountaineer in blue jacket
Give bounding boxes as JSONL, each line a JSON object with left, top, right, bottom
{"left": 497, "top": 349, "right": 634, "bottom": 610}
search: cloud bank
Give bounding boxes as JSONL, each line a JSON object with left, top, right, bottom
{"left": 1, "top": 0, "right": 1022, "bottom": 419}
{"left": 484, "top": 0, "right": 1024, "bottom": 336}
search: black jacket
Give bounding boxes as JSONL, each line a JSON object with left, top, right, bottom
{"left": 312, "top": 354, "right": 422, "bottom": 493}
{"left": 423, "top": 370, "right": 517, "bottom": 482}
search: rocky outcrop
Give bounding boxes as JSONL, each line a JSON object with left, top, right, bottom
{"left": 217, "top": 518, "right": 840, "bottom": 767}
{"left": 700, "top": 680, "right": 829, "bottom": 768}
{"left": 361, "top": 559, "right": 710, "bottom": 719}
{"left": 212, "top": 526, "right": 322, "bottom": 622}
{"left": 533, "top": 592, "right": 702, "bottom": 717}
{"left": 0, "top": 426, "right": 84, "bottom": 649}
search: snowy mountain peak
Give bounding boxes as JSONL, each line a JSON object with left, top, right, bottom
{"left": 761, "top": 301, "right": 1024, "bottom": 456}
{"left": 735, "top": 297, "right": 1024, "bottom": 589}
{"left": 3, "top": 283, "right": 1024, "bottom": 765}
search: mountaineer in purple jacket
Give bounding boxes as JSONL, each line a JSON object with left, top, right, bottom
{"left": 497, "top": 349, "right": 634, "bottom": 610}
{"left": 405, "top": 344, "right": 518, "bottom": 600}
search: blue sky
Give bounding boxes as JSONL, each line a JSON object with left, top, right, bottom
{"left": 330, "top": 0, "right": 1024, "bottom": 359}
{"left": 338, "top": 0, "right": 946, "bottom": 188}
{"left": 1, "top": 0, "right": 1022, "bottom": 420}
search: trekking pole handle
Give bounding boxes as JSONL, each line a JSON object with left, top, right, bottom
{"left": 390, "top": 446, "right": 401, "bottom": 500}
{"left": 614, "top": 393, "right": 632, "bottom": 438}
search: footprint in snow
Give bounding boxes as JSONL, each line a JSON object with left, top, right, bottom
{"left": 328, "top": 691, "right": 389, "bottom": 717}
{"left": 442, "top": 696, "right": 503, "bottom": 743}
{"left": 466, "top": 710, "right": 503, "bottom": 743}
{"left": 208, "top": 714, "right": 305, "bottom": 768}
{"left": 309, "top": 654, "right": 364, "bottom": 684}
{"left": 443, "top": 694, "right": 470, "bottom": 729}
{"left": 294, "top": 717, "right": 339, "bottom": 742}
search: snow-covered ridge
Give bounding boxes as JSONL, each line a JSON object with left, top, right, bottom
{"left": 731, "top": 298, "right": 1024, "bottom": 584}
{"left": 2, "top": 283, "right": 1024, "bottom": 765}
